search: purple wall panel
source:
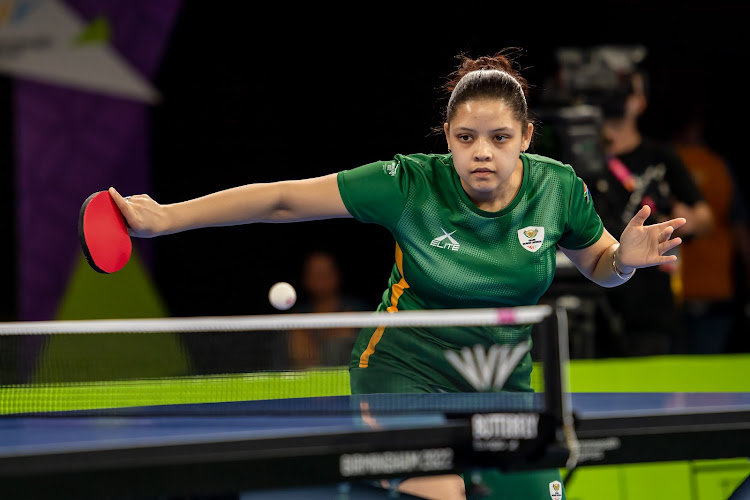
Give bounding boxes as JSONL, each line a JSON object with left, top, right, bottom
{"left": 16, "top": 0, "right": 182, "bottom": 320}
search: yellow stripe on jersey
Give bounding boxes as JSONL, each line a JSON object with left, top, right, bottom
{"left": 358, "top": 244, "right": 409, "bottom": 368}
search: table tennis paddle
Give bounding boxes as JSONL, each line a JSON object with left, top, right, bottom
{"left": 78, "top": 190, "right": 132, "bottom": 274}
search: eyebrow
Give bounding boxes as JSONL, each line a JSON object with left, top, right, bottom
{"left": 453, "top": 126, "right": 515, "bottom": 134}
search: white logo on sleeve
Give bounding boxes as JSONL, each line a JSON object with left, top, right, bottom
{"left": 383, "top": 161, "right": 399, "bottom": 176}
{"left": 430, "top": 228, "right": 460, "bottom": 251}
{"left": 517, "top": 226, "right": 545, "bottom": 253}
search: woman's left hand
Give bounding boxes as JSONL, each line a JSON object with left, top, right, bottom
{"left": 617, "top": 205, "right": 687, "bottom": 270}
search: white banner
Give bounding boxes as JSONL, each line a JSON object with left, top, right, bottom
{"left": 0, "top": 0, "right": 159, "bottom": 103}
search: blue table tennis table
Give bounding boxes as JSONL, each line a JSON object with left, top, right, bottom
{"left": 1, "top": 391, "right": 749, "bottom": 499}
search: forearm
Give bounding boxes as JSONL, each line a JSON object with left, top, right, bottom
{"left": 161, "top": 174, "right": 349, "bottom": 234}
{"left": 166, "top": 182, "right": 287, "bottom": 232}
{"left": 589, "top": 243, "right": 636, "bottom": 288}
{"left": 562, "top": 234, "right": 635, "bottom": 289}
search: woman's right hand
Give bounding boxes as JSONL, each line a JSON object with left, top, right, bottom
{"left": 108, "top": 187, "right": 172, "bottom": 238}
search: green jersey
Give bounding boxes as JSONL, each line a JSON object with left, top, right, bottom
{"left": 337, "top": 153, "right": 603, "bottom": 393}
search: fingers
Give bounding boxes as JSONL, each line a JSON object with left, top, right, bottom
{"left": 109, "top": 187, "right": 138, "bottom": 235}
{"left": 108, "top": 187, "right": 130, "bottom": 215}
{"left": 665, "top": 217, "right": 687, "bottom": 230}
{"left": 657, "top": 223, "right": 682, "bottom": 252}
{"left": 629, "top": 205, "right": 651, "bottom": 227}
{"left": 659, "top": 225, "right": 675, "bottom": 243}
{"left": 659, "top": 233, "right": 682, "bottom": 259}
{"left": 108, "top": 186, "right": 122, "bottom": 202}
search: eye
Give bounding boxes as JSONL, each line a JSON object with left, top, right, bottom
{"left": 457, "top": 134, "right": 472, "bottom": 142}
{"left": 494, "top": 135, "right": 509, "bottom": 142}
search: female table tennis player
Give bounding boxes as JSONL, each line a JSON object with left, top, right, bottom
{"left": 109, "top": 50, "right": 686, "bottom": 500}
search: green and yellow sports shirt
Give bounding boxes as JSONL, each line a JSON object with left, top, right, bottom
{"left": 337, "top": 153, "right": 603, "bottom": 392}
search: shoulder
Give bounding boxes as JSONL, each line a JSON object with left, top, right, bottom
{"left": 393, "top": 153, "right": 452, "bottom": 171}
{"left": 387, "top": 153, "right": 454, "bottom": 183}
{"left": 523, "top": 153, "right": 578, "bottom": 182}
{"left": 523, "top": 152, "right": 571, "bottom": 169}
{"left": 339, "top": 153, "right": 448, "bottom": 183}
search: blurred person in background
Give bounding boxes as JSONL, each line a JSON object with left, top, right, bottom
{"left": 591, "top": 67, "right": 714, "bottom": 356}
{"left": 671, "top": 109, "right": 750, "bottom": 354}
{"left": 287, "top": 250, "right": 369, "bottom": 368}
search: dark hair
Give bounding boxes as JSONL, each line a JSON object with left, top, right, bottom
{"left": 440, "top": 49, "right": 532, "bottom": 129}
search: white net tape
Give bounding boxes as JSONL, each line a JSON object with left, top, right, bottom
{"left": 0, "top": 305, "right": 552, "bottom": 335}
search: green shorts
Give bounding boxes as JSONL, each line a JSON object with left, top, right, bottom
{"left": 349, "top": 325, "right": 534, "bottom": 394}
{"left": 348, "top": 327, "right": 564, "bottom": 500}
{"left": 466, "top": 468, "right": 566, "bottom": 500}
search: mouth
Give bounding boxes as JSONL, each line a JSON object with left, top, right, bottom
{"left": 471, "top": 168, "right": 494, "bottom": 175}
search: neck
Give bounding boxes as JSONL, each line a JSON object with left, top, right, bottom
{"left": 606, "top": 122, "right": 642, "bottom": 156}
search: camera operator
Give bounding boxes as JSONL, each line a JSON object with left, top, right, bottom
{"left": 591, "top": 60, "right": 714, "bottom": 356}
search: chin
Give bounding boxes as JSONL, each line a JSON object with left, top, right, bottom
{"left": 468, "top": 182, "right": 500, "bottom": 197}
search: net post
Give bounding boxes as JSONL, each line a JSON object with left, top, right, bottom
{"left": 542, "top": 307, "right": 564, "bottom": 423}
{"left": 542, "top": 305, "right": 579, "bottom": 470}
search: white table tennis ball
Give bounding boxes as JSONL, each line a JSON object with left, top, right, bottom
{"left": 268, "top": 282, "right": 297, "bottom": 310}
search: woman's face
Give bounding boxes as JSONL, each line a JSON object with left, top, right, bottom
{"left": 444, "top": 99, "right": 532, "bottom": 206}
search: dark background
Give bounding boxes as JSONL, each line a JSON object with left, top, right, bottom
{"left": 2, "top": 3, "right": 746, "bottom": 320}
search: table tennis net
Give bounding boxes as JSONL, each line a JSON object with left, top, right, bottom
{"left": 0, "top": 307, "right": 563, "bottom": 416}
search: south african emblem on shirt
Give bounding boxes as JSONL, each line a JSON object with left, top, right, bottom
{"left": 517, "top": 226, "right": 545, "bottom": 253}
{"left": 549, "top": 480, "right": 563, "bottom": 499}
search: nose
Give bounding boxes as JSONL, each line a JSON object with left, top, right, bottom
{"left": 473, "top": 138, "right": 492, "bottom": 161}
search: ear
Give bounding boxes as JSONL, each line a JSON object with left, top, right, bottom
{"left": 443, "top": 122, "right": 451, "bottom": 150}
{"left": 522, "top": 122, "right": 534, "bottom": 152}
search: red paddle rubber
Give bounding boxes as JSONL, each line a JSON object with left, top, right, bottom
{"left": 78, "top": 191, "right": 132, "bottom": 274}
